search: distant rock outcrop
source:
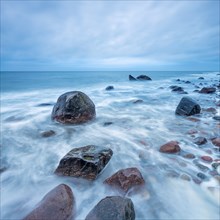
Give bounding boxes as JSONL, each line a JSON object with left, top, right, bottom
{"left": 23, "top": 184, "right": 75, "bottom": 220}
{"left": 51, "top": 91, "right": 96, "bottom": 124}
{"left": 55, "top": 145, "right": 113, "bottom": 180}
{"left": 136, "top": 75, "right": 152, "bottom": 81}
{"left": 85, "top": 196, "right": 135, "bottom": 220}
{"left": 129, "top": 75, "right": 137, "bottom": 81}
{"left": 175, "top": 97, "right": 201, "bottom": 116}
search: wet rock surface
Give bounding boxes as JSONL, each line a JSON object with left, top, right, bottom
{"left": 175, "top": 97, "right": 201, "bottom": 116}
{"left": 193, "top": 137, "right": 207, "bottom": 145}
{"left": 105, "top": 86, "right": 114, "bottom": 91}
{"left": 51, "top": 91, "right": 96, "bottom": 124}
{"left": 129, "top": 75, "right": 137, "bottom": 81}
{"left": 159, "top": 141, "right": 181, "bottom": 153}
{"left": 212, "top": 138, "right": 220, "bottom": 147}
{"left": 104, "top": 167, "right": 145, "bottom": 193}
{"left": 136, "top": 75, "right": 152, "bottom": 81}
{"left": 55, "top": 145, "right": 113, "bottom": 180}
{"left": 85, "top": 196, "right": 135, "bottom": 220}
{"left": 23, "top": 184, "right": 74, "bottom": 220}
{"left": 199, "top": 87, "right": 216, "bottom": 94}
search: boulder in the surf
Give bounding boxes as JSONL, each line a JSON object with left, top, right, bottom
{"left": 55, "top": 145, "right": 113, "bottom": 180}
{"left": 129, "top": 75, "right": 137, "bottom": 81}
{"left": 199, "top": 87, "right": 216, "bottom": 94}
{"left": 51, "top": 91, "right": 96, "bottom": 124}
{"left": 136, "top": 75, "right": 152, "bottom": 81}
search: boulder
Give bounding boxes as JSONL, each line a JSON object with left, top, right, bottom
{"left": 23, "top": 184, "right": 74, "bottom": 220}
{"left": 199, "top": 87, "right": 216, "bottom": 94}
{"left": 105, "top": 86, "right": 114, "bottom": 91}
{"left": 136, "top": 75, "right": 152, "bottom": 81}
{"left": 198, "top": 77, "right": 204, "bottom": 80}
{"left": 212, "top": 138, "right": 220, "bottom": 147}
{"left": 104, "top": 167, "right": 145, "bottom": 193}
{"left": 51, "top": 91, "right": 96, "bottom": 124}
{"left": 129, "top": 75, "right": 137, "bottom": 81}
{"left": 171, "top": 86, "right": 184, "bottom": 92}
{"left": 175, "top": 97, "right": 201, "bottom": 116}
{"left": 193, "top": 137, "right": 207, "bottom": 145}
{"left": 85, "top": 196, "right": 135, "bottom": 220}
{"left": 159, "top": 141, "right": 181, "bottom": 153}
{"left": 55, "top": 145, "right": 113, "bottom": 180}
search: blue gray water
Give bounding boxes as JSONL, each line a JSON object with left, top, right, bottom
{"left": 1, "top": 71, "right": 219, "bottom": 219}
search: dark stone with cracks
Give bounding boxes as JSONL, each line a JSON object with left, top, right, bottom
{"left": 129, "top": 75, "right": 137, "bottom": 81}
{"left": 104, "top": 167, "right": 145, "bottom": 193}
{"left": 137, "top": 75, "right": 152, "bottom": 80}
{"left": 175, "top": 97, "right": 201, "bottom": 116}
{"left": 85, "top": 196, "right": 135, "bottom": 220}
{"left": 51, "top": 91, "right": 96, "bottom": 124}
{"left": 199, "top": 87, "right": 216, "bottom": 94}
{"left": 23, "top": 184, "right": 74, "bottom": 220}
{"left": 55, "top": 145, "right": 113, "bottom": 180}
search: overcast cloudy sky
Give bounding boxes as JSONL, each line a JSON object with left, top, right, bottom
{"left": 1, "top": 0, "right": 219, "bottom": 71}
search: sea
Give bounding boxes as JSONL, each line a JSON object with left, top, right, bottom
{"left": 0, "top": 71, "right": 219, "bottom": 219}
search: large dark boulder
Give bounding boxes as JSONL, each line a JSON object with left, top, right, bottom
{"left": 105, "top": 86, "right": 114, "bottom": 91}
{"left": 129, "top": 75, "right": 136, "bottom": 81}
{"left": 51, "top": 91, "right": 96, "bottom": 124}
{"left": 85, "top": 196, "right": 135, "bottom": 220}
{"left": 199, "top": 87, "right": 216, "bottom": 94}
{"left": 55, "top": 145, "right": 113, "bottom": 180}
{"left": 104, "top": 167, "right": 145, "bottom": 193}
{"left": 23, "top": 184, "right": 75, "bottom": 220}
{"left": 136, "top": 75, "right": 152, "bottom": 81}
{"left": 175, "top": 97, "right": 201, "bottom": 116}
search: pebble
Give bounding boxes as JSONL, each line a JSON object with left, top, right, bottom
{"left": 183, "top": 153, "right": 196, "bottom": 159}
{"left": 201, "top": 156, "right": 213, "bottom": 163}
{"left": 193, "top": 137, "right": 207, "bottom": 145}
{"left": 180, "top": 174, "right": 191, "bottom": 181}
{"left": 197, "top": 172, "right": 207, "bottom": 180}
{"left": 41, "top": 130, "right": 56, "bottom": 138}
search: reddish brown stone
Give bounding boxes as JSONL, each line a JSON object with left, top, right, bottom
{"left": 104, "top": 167, "right": 145, "bottom": 193}
{"left": 212, "top": 138, "right": 220, "bottom": 147}
{"left": 159, "top": 141, "right": 181, "bottom": 154}
{"left": 201, "top": 156, "right": 213, "bottom": 163}
{"left": 23, "top": 184, "right": 75, "bottom": 220}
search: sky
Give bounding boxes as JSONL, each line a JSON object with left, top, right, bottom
{"left": 1, "top": 0, "right": 219, "bottom": 71}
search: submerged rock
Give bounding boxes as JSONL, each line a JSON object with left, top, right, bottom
{"left": 193, "top": 137, "right": 207, "bottom": 145}
{"left": 23, "top": 184, "right": 74, "bottom": 220}
{"left": 175, "top": 97, "right": 201, "bottom": 116}
{"left": 51, "top": 91, "right": 96, "bottom": 124}
{"left": 136, "top": 75, "right": 152, "bottom": 81}
{"left": 55, "top": 145, "right": 113, "bottom": 180}
{"left": 198, "top": 77, "right": 204, "bottom": 80}
{"left": 212, "top": 138, "right": 220, "bottom": 147}
{"left": 129, "top": 75, "right": 137, "bottom": 81}
{"left": 36, "top": 103, "right": 54, "bottom": 107}
{"left": 213, "top": 116, "right": 220, "bottom": 121}
{"left": 105, "top": 86, "right": 114, "bottom": 91}
{"left": 171, "top": 86, "right": 184, "bottom": 92}
{"left": 41, "top": 130, "right": 56, "bottom": 138}
{"left": 133, "top": 99, "right": 144, "bottom": 104}
{"left": 85, "top": 196, "right": 135, "bottom": 220}
{"left": 159, "top": 141, "right": 181, "bottom": 153}
{"left": 103, "top": 122, "right": 113, "bottom": 126}
{"left": 199, "top": 87, "right": 216, "bottom": 94}
{"left": 104, "top": 167, "right": 145, "bottom": 193}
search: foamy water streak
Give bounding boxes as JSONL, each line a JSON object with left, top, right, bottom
{"left": 1, "top": 72, "right": 219, "bottom": 219}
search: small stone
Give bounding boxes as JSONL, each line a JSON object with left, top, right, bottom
{"left": 195, "top": 163, "right": 209, "bottom": 172}
{"left": 41, "top": 130, "right": 56, "bottom": 138}
{"left": 55, "top": 145, "right": 113, "bottom": 180}
{"left": 183, "top": 153, "right": 196, "bottom": 159}
{"left": 198, "top": 77, "right": 204, "bottom": 80}
{"left": 209, "top": 170, "right": 219, "bottom": 176}
{"left": 197, "top": 172, "right": 207, "bottom": 180}
{"left": 193, "top": 178, "right": 202, "bottom": 184}
{"left": 193, "top": 137, "right": 207, "bottom": 145}
{"left": 213, "top": 116, "right": 220, "bottom": 121}
{"left": 105, "top": 86, "right": 114, "bottom": 91}
{"left": 185, "top": 81, "right": 191, "bottom": 84}
{"left": 129, "top": 75, "right": 137, "bottom": 81}
{"left": 212, "top": 162, "right": 220, "bottom": 170}
{"left": 201, "top": 156, "right": 213, "bottom": 163}
{"left": 104, "top": 167, "right": 145, "bottom": 193}
{"left": 180, "top": 174, "right": 191, "bottom": 181}
{"left": 176, "top": 79, "right": 181, "bottom": 81}
{"left": 103, "top": 122, "right": 113, "bottom": 126}
{"left": 199, "top": 87, "right": 216, "bottom": 94}
{"left": 23, "top": 184, "right": 75, "bottom": 220}
{"left": 203, "top": 107, "right": 217, "bottom": 113}
{"left": 187, "top": 117, "right": 200, "bottom": 122}
{"left": 166, "top": 170, "right": 179, "bottom": 178}
{"left": 85, "top": 196, "right": 135, "bottom": 220}
{"left": 187, "top": 129, "right": 198, "bottom": 135}
{"left": 36, "top": 103, "right": 54, "bottom": 107}
{"left": 159, "top": 141, "right": 181, "bottom": 154}
{"left": 212, "top": 138, "right": 220, "bottom": 147}
{"left": 133, "top": 99, "right": 144, "bottom": 104}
